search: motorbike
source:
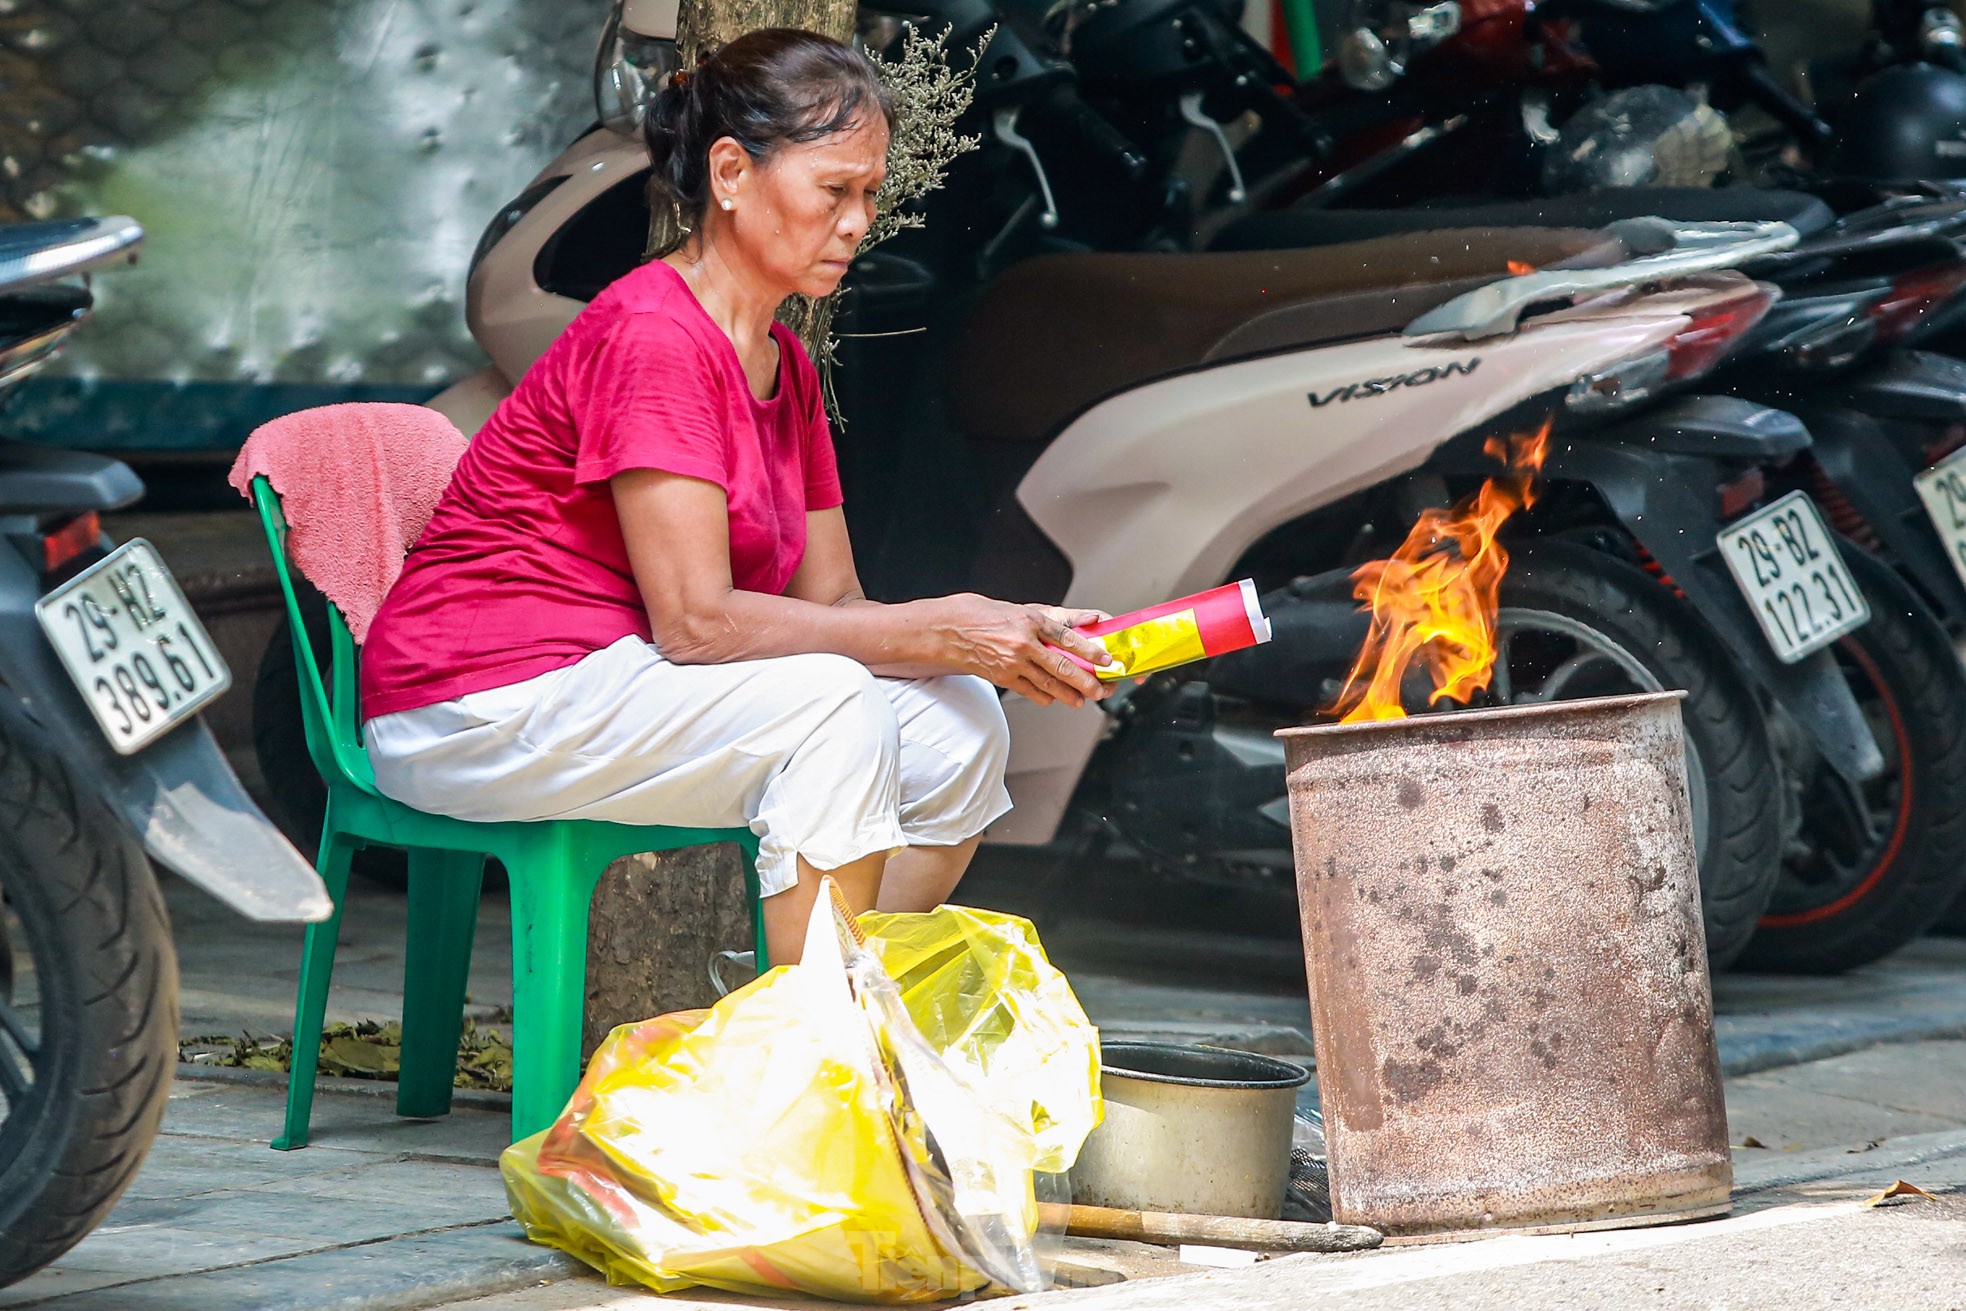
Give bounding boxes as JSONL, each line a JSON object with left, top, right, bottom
{"left": 1052, "top": 0, "right": 1966, "bottom": 968}
{"left": 0, "top": 217, "right": 329, "bottom": 1288}
{"left": 338, "top": 0, "right": 1919, "bottom": 975}
{"left": 1368, "top": 0, "right": 1966, "bottom": 956}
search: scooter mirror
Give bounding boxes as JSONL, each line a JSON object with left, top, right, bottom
{"left": 595, "top": 0, "right": 679, "bottom": 135}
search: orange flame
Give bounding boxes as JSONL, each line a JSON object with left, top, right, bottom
{"left": 1506, "top": 259, "right": 1537, "bottom": 276}
{"left": 1330, "top": 418, "right": 1553, "bottom": 724}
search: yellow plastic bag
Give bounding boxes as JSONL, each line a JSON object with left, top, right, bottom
{"left": 500, "top": 884, "right": 1100, "bottom": 1303}
{"left": 860, "top": 904, "right": 1103, "bottom": 1174}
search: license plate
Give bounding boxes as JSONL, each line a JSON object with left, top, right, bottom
{"left": 34, "top": 539, "right": 232, "bottom": 754}
{"left": 1717, "top": 491, "right": 1871, "bottom": 664}
{"left": 1912, "top": 446, "right": 1966, "bottom": 591}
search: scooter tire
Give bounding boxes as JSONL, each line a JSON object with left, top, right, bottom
{"left": 0, "top": 699, "right": 177, "bottom": 1287}
{"left": 1500, "top": 541, "right": 1785, "bottom": 970}
{"left": 1736, "top": 543, "right": 1966, "bottom": 974}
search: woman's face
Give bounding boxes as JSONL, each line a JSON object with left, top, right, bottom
{"left": 714, "top": 113, "right": 889, "bottom": 298}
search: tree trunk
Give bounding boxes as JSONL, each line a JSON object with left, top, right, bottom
{"left": 587, "top": 0, "right": 858, "bottom": 1057}
{"left": 675, "top": 0, "right": 854, "bottom": 58}
{"left": 584, "top": 842, "right": 756, "bottom": 1057}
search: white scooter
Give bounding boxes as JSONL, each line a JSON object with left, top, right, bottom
{"left": 288, "top": 0, "right": 1885, "bottom": 970}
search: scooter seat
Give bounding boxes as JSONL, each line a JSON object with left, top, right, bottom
{"left": 1209, "top": 188, "right": 1836, "bottom": 254}
{"left": 952, "top": 226, "right": 1622, "bottom": 445}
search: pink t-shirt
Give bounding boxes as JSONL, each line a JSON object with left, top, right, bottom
{"left": 360, "top": 260, "right": 843, "bottom": 719}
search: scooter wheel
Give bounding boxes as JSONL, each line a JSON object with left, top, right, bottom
{"left": 0, "top": 697, "right": 177, "bottom": 1286}
{"left": 1736, "top": 542, "right": 1966, "bottom": 974}
{"left": 1495, "top": 540, "right": 1785, "bottom": 971}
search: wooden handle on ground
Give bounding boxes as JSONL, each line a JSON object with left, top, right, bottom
{"left": 1037, "top": 1202, "right": 1383, "bottom": 1253}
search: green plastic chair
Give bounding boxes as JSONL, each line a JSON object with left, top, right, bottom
{"left": 250, "top": 476, "right": 767, "bottom": 1148}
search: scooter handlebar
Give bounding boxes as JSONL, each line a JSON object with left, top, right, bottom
{"left": 1058, "top": 95, "right": 1148, "bottom": 182}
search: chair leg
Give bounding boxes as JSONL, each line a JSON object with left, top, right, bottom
{"left": 396, "top": 849, "right": 485, "bottom": 1120}
{"left": 506, "top": 865, "right": 595, "bottom": 1143}
{"left": 273, "top": 831, "right": 359, "bottom": 1151}
{"left": 741, "top": 842, "right": 769, "bottom": 972}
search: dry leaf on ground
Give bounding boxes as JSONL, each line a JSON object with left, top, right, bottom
{"left": 1862, "top": 1180, "right": 1936, "bottom": 1208}
{"left": 176, "top": 1010, "right": 517, "bottom": 1092}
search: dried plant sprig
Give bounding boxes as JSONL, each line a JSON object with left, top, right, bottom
{"left": 783, "top": 23, "right": 987, "bottom": 416}
{"left": 866, "top": 23, "right": 987, "bottom": 248}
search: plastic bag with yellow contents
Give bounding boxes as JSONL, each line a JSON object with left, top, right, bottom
{"left": 860, "top": 904, "right": 1103, "bottom": 1175}
{"left": 499, "top": 885, "right": 1101, "bottom": 1303}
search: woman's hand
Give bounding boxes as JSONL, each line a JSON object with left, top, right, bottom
{"left": 926, "top": 595, "right": 1117, "bottom": 707}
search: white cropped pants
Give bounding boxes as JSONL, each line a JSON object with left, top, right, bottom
{"left": 365, "top": 636, "right": 1013, "bottom": 897}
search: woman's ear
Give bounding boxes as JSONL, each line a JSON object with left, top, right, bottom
{"left": 705, "top": 137, "right": 750, "bottom": 210}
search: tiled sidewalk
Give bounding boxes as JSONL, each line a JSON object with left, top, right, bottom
{"left": 1, "top": 1078, "right": 565, "bottom": 1311}
{"left": 8, "top": 867, "right": 1964, "bottom": 1310}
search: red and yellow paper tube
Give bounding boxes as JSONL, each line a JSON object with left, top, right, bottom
{"left": 1063, "top": 580, "right": 1274, "bottom": 681}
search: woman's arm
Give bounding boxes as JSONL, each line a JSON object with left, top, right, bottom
{"left": 613, "top": 469, "right": 1115, "bottom": 707}
{"left": 782, "top": 505, "right": 1113, "bottom": 681}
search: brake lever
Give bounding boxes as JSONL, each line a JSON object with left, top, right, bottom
{"left": 994, "top": 106, "right": 1060, "bottom": 230}
{"left": 1179, "top": 91, "right": 1247, "bottom": 205}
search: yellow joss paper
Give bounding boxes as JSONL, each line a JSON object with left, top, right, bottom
{"left": 1089, "top": 608, "right": 1207, "bottom": 680}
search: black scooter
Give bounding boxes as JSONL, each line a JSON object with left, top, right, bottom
{"left": 0, "top": 217, "right": 327, "bottom": 1288}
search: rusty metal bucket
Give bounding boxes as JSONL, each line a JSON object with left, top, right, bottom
{"left": 1277, "top": 691, "right": 1730, "bottom": 1239}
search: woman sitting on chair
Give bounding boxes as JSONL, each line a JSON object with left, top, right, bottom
{"left": 359, "top": 28, "right": 1113, "bottom": 967}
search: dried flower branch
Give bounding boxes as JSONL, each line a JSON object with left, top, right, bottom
{"left": 868, "top": 24, "right": 988, "bottom": 248}
{"left": 778, "top": 25, "right": 986, "bottom": 415}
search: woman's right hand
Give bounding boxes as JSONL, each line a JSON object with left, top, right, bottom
{"left": 925, "top": 594, "right": 1117, "bottom": 707}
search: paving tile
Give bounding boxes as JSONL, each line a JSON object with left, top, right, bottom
{"left": 1744, "top": 1039, "right": 1966, "bottom": 1123}
{"left": 118, "top": 1134, "right": 386, "bottom": 1201}
{"left": 47, "top": 1224, "right": 311, "bottom": 1278}
{"left": 100, "top": 1189, "right": 481, "bottom": 1247}
{"left": 155, "top": 1078, "right": 511, "bottom": 1163}
{"left": 1724, "top": 1077, "right": 1966, "bottom": 1151}
{"left": 0, "top": 1266, "right": 133, "bottom": 1307}
{"left": 291, "top": 1097, "right": 513, "bottom": 1162}
{"left": 234, "top": 1159, "right": 510, "bottom": 1224}
{"left": 28, "top": 1224, "right": 574, "bottom": 1311}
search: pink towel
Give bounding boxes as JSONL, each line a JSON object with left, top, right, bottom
{"left": 229, "top": 402, "right": 468, "bottom": 644}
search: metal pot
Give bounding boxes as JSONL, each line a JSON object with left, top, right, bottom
{"left": 1070, "top": 1042, "right": 1310, "bottom": 1220}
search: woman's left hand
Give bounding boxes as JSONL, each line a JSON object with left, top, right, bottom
{"left": 919, "top": 595, "right": 1117, "bottom": 706}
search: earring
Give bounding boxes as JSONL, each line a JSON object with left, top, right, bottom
{"left": 720, "top": 197, "right": 733, "bottom": 211}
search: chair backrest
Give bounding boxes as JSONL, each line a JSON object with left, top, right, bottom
{"left": 250, "top": 476, "right": 379, "bottom": 794}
